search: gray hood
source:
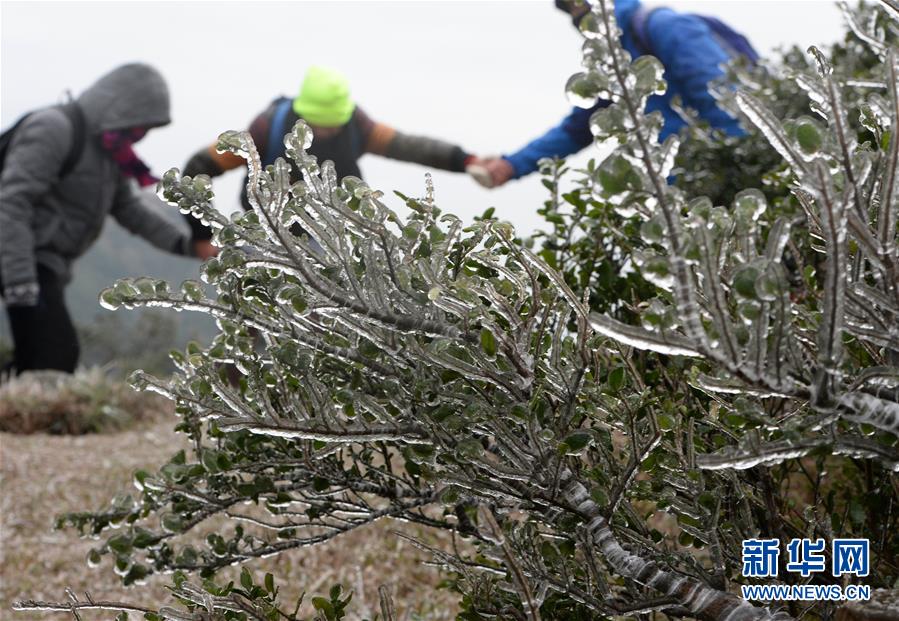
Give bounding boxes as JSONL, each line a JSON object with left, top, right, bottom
{"left": 77, "top": 63, "right": 171, "bottom": 133}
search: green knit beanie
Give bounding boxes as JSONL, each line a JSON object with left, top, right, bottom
{"left": 292, "top": 66, "right": 355, "bottom": 128}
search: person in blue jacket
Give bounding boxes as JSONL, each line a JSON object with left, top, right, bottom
{"left": 469, "top": 0, "right": 751, "bottom": 188}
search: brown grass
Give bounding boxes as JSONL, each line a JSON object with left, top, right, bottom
{"left": 0, "top": 419, "right": 460, "bottom": 620}
{"left": 0, "top": 369, "right": 171, "bottom": 435}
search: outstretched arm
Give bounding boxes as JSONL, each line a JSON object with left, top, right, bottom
{"left": 183, "top": 144, "right": 245, "bottom": 179}
{"left": 501, "top": 103, "right": 602, "bottom": 180}
{"left": 360, "top": 108, "right": 472, "bottom": 172}
{"left": 646, "top": 9, "right": 743, "bottom": 136}
{"left": 110, "top": 175, "right": 193, "bottom": 257}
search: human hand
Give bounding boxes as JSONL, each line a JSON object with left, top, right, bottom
{"left": 466, "top": 157, "right": 514, "bottom": 189}
{"left": 193, "top": 239, "right": 219, "bottom": 260}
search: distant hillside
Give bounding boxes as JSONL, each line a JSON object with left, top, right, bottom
{"left": 67, "top": 210, "right": 215, "bottom": 333}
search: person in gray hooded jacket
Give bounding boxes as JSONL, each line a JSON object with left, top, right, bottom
{"left": 0, "top": 63, "right": 201, "bottom": 375}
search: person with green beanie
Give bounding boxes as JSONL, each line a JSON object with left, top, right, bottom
{"left": 182, "top": 65, "right": 476, "bottom": 248}
{"left": 292, "top": 65, "right": 356, "bottom": 127}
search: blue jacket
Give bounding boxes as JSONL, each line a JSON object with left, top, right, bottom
{"left": 504, "top": 0, "right": 745, "bottom": 179}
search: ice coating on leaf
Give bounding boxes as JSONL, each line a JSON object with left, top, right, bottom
{"left": 595, "top": 154, "right": 644, "bottom": 202}
{"left": 629, "top": 55, "right": 667, "bottom": 99}
{"left": 589, "top": 102, "right": 633, "bottom": 138}
{"left": 736, "top": 92, "right": 808, "bottom": 172}
{"left": 99, "top": 287, "right": 121, "bottom": 311}
{"left": 566, "top": 72, "right": 602, "bottom": 108}
{"left": 656, "top": 134, "right": 680, "bottom": 179}
{"left": 791, "top": 116, "right": 826, "bottom": 158}
{"left": 580, "top": 41, "right": 623, "bottom": 98}
{"left": 285, "top": 118, "right": 314, "bottom": 152}
{"left": 577, "top": 9, "right": 615, "bottom": 41}
{"left": 839, "top": 1, "right": 888, "bottom": 56}
{"left": 793, "top": 73, "right": 832, "bottom": 123}
{"left": 734, "top": 189, "right": 767, "bottom": 224}
{"left": 633, "top": 249, "right": 674, "bottom": 290}
{"left": 807, "top": 45, "right": 834, "bottom": 77}
{"left": 641, "top": 298, "right": 679, "bottom": 331}
{"left": 216, "top": 129, "right": 248, "bottom": 159}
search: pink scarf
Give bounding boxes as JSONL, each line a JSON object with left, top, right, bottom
{"left": 100, "top": 128, "right": 158, "bottom": 187}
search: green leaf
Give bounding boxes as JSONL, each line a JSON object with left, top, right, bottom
{"left": 480, "top": 327, "right": 497, "bottom": 357}
{"left": 560, "top": 431, "right": 593, "bottom": 455}
{"left": 597, "top": 155, "right": 642, "bottom": 194}
{"left": 107, "top": 534, "right": 132, "bottom": 554}
{"left": 124, "top": 564, "right": 149, "bottom": 586}
{"left": 590, "top": 487, "right": 608, "bottom": 506}
{"left": 607, "top": 367, "right": 627, "bottom": 392}
{"left": 312, "top": 596, "right": 335, "bottom": 618}
{"left": 732, "top": 265, "right": 760, "bottom": 299}
{"left": 456, "top": 439, "right": 484, "bottom": 460}
{"left": 241, "top": 567, "right": 253, "bottom": 590}
{"left": 794, "top": 117, "right": 823, "bottom": 154}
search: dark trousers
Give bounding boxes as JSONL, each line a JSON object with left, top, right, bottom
{"left": 1, "top": 266, "right": 79, "bottom": 375}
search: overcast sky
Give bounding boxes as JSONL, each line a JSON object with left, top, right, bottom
{"left": 2, "top": 1, "right": 845, "bottom": 237}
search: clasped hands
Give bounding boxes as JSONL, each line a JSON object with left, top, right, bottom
{"left": 465, "top": 156, "right": 514, "bottom": 189}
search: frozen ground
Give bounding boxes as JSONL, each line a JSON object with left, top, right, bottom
{"left": 0, "top": 420, "right": 458, "bottom": 620}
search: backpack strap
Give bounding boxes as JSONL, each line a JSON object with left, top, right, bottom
{"left": 264, "top": 97, "right": 293, "bottom": 167}
{"left": 58, "top": 101, "right": 86, "bottom": 178}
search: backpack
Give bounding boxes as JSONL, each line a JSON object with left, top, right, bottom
{"left": 630, "top": 6, "right": 760, "bottom": 66}
{"left": 0, "top": 101, "right": 87, "bottom": 179}
{"left": 261, "top": 96, "right": 366, "bottom": 169}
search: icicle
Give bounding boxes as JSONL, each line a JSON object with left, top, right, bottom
{"left": 217, "top": 418, "right": 431, "bottom": 444}
{"left": 589, "top": 313, "right": 700, "bottom": 356}
{"left": 836, "top": 390, "right": 899, "bottom": 434}
{"left": 697, "top": 441, "right": 815, "bottom": 470}
{"left": 736, "top": 92, "right": 809, "bottom": 172}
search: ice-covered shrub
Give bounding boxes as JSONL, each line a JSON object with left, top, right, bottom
{"left": 15, "top": 1, "right": 898, "bottom": 620}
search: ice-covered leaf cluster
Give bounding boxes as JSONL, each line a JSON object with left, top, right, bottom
{"left": 573, "top": 0, "right": 899, "bottom": 474}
